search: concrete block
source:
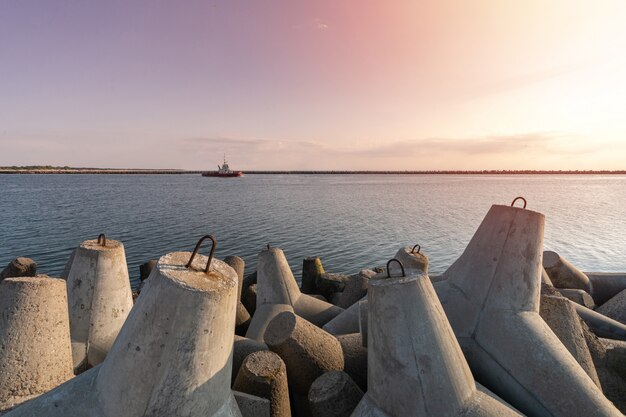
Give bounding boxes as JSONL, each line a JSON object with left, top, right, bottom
{"left": 597, "top": 289, "right": 626, "bottom": 325}
{"left": 236, "top": 302, "right": 252, "bottom": 336}
{"left": 352, "top": 269, "right": 521, "bottom": 417}
{"left": 66, "top": 237, "right": 133, "bottom": 370}
{"left": 336, "top": 333, "right": 367, "bottom": 391}
{"left": 322, "top": 296, "right": 364, "bottom": 336}
{"left": 543, "top": 250, "right": 592, "bottom": 292}
{"left": 573, "top": 302, "right": 626, "bottom": 341}
{"left": 6, "top": 251, "right": 243, "bottom": 417}
{"left": 301, "top": 257, "right": 324, "bottom": 294}
{"left": 246, "top": 303, "right": 294, "bottom": 342}
{"left": 242, "top": 283, "right": 258, "bottom": 316}
{"left": 434, "top": 203, "right": 621, "bottom": 417}
{"left": 264, "top": 311, "right": 344, "bottom": 395}
{"left": 224, "top": 255, "right": 245, "bottom": 300}
{"left": 234, "top": 391, "right": 271, "bottom": 417}
{"left": 233, "top": 336, "right": 269, "bottom": 386}
{"left": 233, "top": 351, "right": 290, "bottom": 417}
{"left": 586, "top": 272, "right": 626, "bottom": 306}
{"left": 256, "top": 247, "right": 343, "bottom": 327}
{"left": 391, "top": 245, "right": 428, "bottom": 274}
{"left": 0, "top": 276, "right": 73, "bottom": 412}
{"left": 559, "top": 288, "right": 596, "bottom": 309}
{"left": 308, "top": 371, "right": 363, "bottom": 417}
{"left": 540, "top": 295, "right": 601, "bottom": 387}
{"left": 335, "top": 270, "right": 373, "bottom": 309}
{"left": 0, "top": 257, "right": 36, "bottom": 280}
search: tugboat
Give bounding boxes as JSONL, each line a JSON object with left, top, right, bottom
{"left": 202, "top": 155, "right": 243, "bottom": 178}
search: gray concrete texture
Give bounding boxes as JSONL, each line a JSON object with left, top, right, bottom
{"left": 66, "top": 238, "right": 134, "bottom": 370}
{"left": 234, "top": 391, "right": 271, "bottom": 417}
{"left": 308, "top": 371, "right": 363, "bottom": 417}
{"left": 434, "top": 204, "right": 621, "bottom": 417}
{"left": 390, "top": 246, "right": 428, "bottom": 275}
{"left": 322, "top": 296, "right": 365, "bottom": 336}
{"left": 233, "top": 350, "right": 291, "bottom": 417}
{"left": 539, "top": 294, "right": 601, "bottom": 387}
{"left": 586, "top": 272, "right": 626, "bottom": 306}
{"left": 247, "top": 247, "right": 343, "bottom": 342}
{"left": 232, "top": 336, "right": 269, "bottom": 386}
{"left": 558, "top": 288, "right": 596, "bottom": 309}
{"left": 352, "top": 270, "right": 522, "bottom": 417}
{"left": 0, "top": 276, "right": 73, "bottom": 412}
{"left": 264, "top": 311, "right": 344, "bottom": 395}
{"left": 336, "top": 333, "right": 368, "bottom": 391}
{"left": 572, "top": 302, "right": 626, "bottom": 341}
{"left": 335, "top": 270, "right": 375, "bottom": 309}
{"left": 224, "top": 255, "right": 245, "bottom": 300}
{"left": 543, "top": 250, "right": 592, "bottom": 292}
{"left": 6, "top": 252, "right": 243, "bottom": 417}
{"left": 597, "top": 289, "right": 626, "bottom": 325}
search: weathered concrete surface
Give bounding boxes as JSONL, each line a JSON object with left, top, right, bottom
{"left": 256, "top": 247, "right": 343, "bottom": 327}
{"left": 308, "top": 371, "right": 363, "bottom": 417}
{"left": 235, "top": 302, "right": 252, "bottom": 336}
{"left": 66, "top": 238, "right": 133, "bottom": 370}
{"left": 597, "top": 289, "right": 626, "bottom": 325}
{"left": 322, "top": 296, "right": 365, "bottom": 336}
{"left": 353, "top": 271, "right": 521, "bottom": 417}
{"left": 6, "top": 252, "right": 243, "bottom": 417}
{"left": 335, "top": 270, "right": 374, "bottom": 309}
{"left": 233, "top": 336, "right": 269, "bottom": 386}
{"left": 246, "top": 303, "right": 294, "bottom": 342}
{"left": 224, "top": 255, "right": 245, "bottom": 300}
{"left": 391, "top": 246, "right": 428, "bottom": 274}
{"left": 572, "top": 302, "right": 626, "bottom": 341}
{"left": 301, "top": 257, "right": 325, "bottom": 294}
{"left": 586, "top": 272, "right": 626, "bottom": 306}
{"left": 0, "top": 276, "right": 73, "bottom": 412}
{"left": 558, "top": 288, "right": 596, "bottom": 309}
{"left": 138, "top": 259, "right": 157, "bottom": 282}
{"left": 434, "top": 204, "right": 621, "bottom": 417}
{"left": 543, "top": 250, "right": 592, "bottom": 292}
{"left": 336, "top": 333, "right": 367, "bottom": 391}
{"left": 539, "top": 295, "right": 601, "bottom": 387}
{"left": 264, "top": 311, "right": 344, "bottom": 395}
{"left": 233, "top": 351, "right": 291, "bottom": 417}
{"left": 0, "top": 257, "right": 36, "bottom": 280}
{"left": 234, "top": 391, "right": 271, "bottom": 417}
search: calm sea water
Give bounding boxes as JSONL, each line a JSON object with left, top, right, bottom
{"left": 1, "top": 174, "right": 625, "bottom": 289}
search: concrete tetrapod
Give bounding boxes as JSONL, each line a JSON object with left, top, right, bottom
{"left": 586, "top": 272, "right": 626, "bottom": 306}
{"left": 433, "top": 202, "right": 622, "bottom": 417}
{"left": 246, "top": 247, "right": 343, "bottom": 341}
{"left": 351, "top": 267, "right": 522, "bottom": 417}
{"left": 66, "top": 236, "right": 133, "bottom": 370}
{"left": 0, "top": 276, "right": 73, "bottom": 412}
{"left": 309, "top": 371, "right": 363, "bottom": 417}
{"left": 390, "top": 245, "right": 428, "bottom": 274}
{"left": 543, "top": 250, "right": 592, "bottom": 292}
{"left": 264, "top": 311, "right": 344, "bottom": 396}
{"left": 6, "top": 249, "right": 242, "bottom": 417}
{"left": 233, "top": 350, "right": 291, "bottom": 417}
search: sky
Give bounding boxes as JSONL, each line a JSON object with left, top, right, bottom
{"left": 1, "top": 0, "right": 626, "bottom": 170}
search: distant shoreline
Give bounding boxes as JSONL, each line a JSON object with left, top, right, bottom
{"left": 1, "top": 168, "right": 626, "bottom": 175}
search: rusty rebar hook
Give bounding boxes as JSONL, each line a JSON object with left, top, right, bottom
{"left": 186, "top": 235, "right": 217, "bottom": 273}
{"left": 411, "top": 244, "right": 421, "bottom": 254}
{"left": 511, "top": 196, "right": 527, "bottom": 209}
{"left": 97, "top": 234, "right": 106, "bottom": 247}
{"left": 386, "top": 258, "right": 406, "bottom": 278}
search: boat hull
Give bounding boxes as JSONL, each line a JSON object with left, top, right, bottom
{"left": 201, "top": 172, "right": 244, "bottom": 177}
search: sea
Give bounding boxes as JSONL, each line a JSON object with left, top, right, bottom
{"left": 1, "top": 174, "right": 625, "bottom": 289}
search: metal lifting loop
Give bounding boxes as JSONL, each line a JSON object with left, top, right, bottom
{"left": 386, "top": 258, "right": 406, "bottom": 278}
{"left": 411, "top": 244, "right": 421, "bottom": 254}
{"left": 97, "top": 234, "right": 106, "bottom": 247}
{"left": 511, "top": 196, "right": 527, "bottom": 209}
{"left": 186, "top": 235, "right": 217, "bottom": 274}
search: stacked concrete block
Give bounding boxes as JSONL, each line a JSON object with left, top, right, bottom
{"left": 233, "top": 350, "right": 291, "bottom": 417}
{"left": 352, "top": 267, "right": 522, "bottom": 417}
{"left": 434, "top": 202, "right": 622, "bottom": 416}
{"left": 0, "top": 276, "right": 73, "bottom": 412}
{"left": 0, "top": 257, "right": 36, "bottom": 280}
{"left": 586, "top": 272, "right": 626, "bottom": 306}
{"left": 246, "top": 247, "right": 343, "bottom": 341}
{"left": 65, "top": 236, "right": 133, "bottom": 370}
{"left": 232, "top": 335, "right": 269, "bottom": 386}
{"left": 264, "top": 311, "right": 344, "bottom": 396}
{"left": 543, "top": 250, "right": 592, "bottom": 292}
{"left": 597, "top": 289, "right": 626, "bottom": 325}
{"left": 308, "top": 371, "right": 363, "bottom": 417}
{"left": 6, "top": 250, "right": 242, "bottom": 417}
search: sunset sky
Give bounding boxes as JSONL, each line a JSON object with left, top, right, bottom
{"left": 1, "top": 1, "right": 625, "bottom": 170}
